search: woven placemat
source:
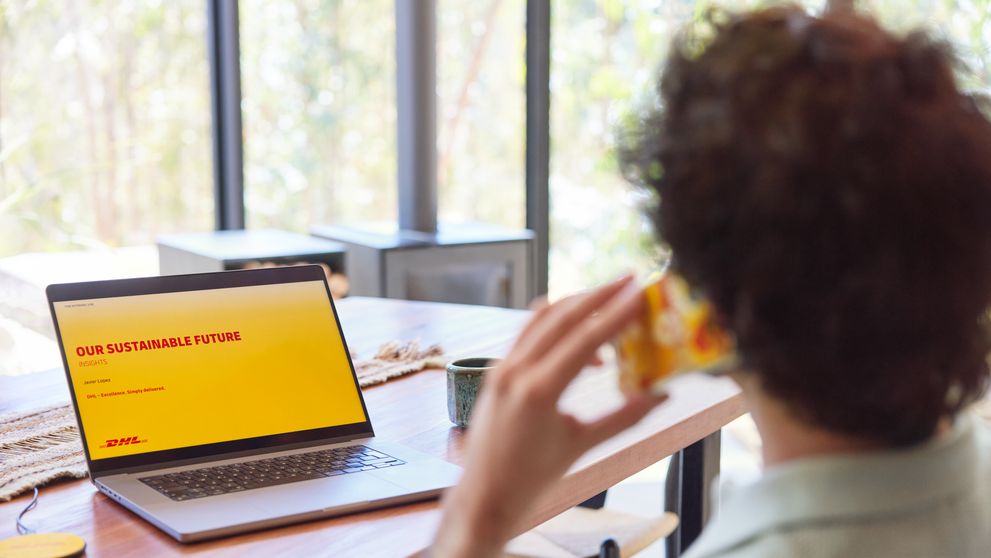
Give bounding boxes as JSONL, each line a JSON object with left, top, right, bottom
{"left": 0, "top": 404, "right": 86, "bottom": 502}
{"left": 0, "top": 340, "right": 445, "bottom": 501}
{"left": 355, "top": 340, "right": 445, "bottom": 386}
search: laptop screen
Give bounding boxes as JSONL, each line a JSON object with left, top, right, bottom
{"left": 50, "top": 271, "right": 368, "bottom": 468}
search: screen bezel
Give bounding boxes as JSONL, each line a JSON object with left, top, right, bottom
{"left": 47, "top": 265, "right": 374, "bottom": 476}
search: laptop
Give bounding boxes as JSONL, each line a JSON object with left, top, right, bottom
{"left": 46, "top": 265, "right": 461, "bottom": 542}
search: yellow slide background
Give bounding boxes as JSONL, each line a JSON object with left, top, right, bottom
{"left": 54, "top": 280, "right": 366, "bottom": 460}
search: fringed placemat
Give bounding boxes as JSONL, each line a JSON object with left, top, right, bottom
{"left": 355, "top": 340, "right": 445, "bottom": 386}
{"left": 0, "top": 340, "right": 445, "bottom": 501}
{"left": 0, "top": 404, "right": 87, "bottom": 502}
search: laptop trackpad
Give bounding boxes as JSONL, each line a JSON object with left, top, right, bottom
{"left": 250, "top": 473, "right": 408, "bottom": 516}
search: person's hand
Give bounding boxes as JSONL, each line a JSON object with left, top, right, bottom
{"left": 431, "top": 275, "right": 669, "bottom": 558}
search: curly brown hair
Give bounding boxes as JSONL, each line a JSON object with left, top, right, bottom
{"left": 621, "top": 6, "right": 991, "bottom": 445}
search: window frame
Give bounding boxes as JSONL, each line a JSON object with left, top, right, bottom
{"left": 206, "top": 0, "right": 550, "bottom": 293}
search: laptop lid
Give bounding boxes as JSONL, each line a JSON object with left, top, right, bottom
{"left": 47, "top": 265, "right": 373, "bottom": 477}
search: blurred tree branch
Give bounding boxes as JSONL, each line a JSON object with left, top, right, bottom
{"left": 438, "top": 0, "right": 504, "bottom": 187}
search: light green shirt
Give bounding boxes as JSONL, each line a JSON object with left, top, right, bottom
{"left": 685, "top": 414, "right": 991, "bottom": 558}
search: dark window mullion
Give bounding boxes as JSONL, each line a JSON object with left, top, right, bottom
{"left": 526, "top": 0, "right": 551, "bottom": 295}
{"left": 395, "top": 0, "right": 438, "bottom": 234}
{"left": 207, "top": 0, "right": 245, "bottom": 230}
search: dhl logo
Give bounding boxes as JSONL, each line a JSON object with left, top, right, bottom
{"left": 100, "top": 436, "right": 145, "bottom": 448}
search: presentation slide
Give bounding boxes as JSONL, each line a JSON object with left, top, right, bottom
{"left": 54, "top": 280, "right": 366, "bottom": 460}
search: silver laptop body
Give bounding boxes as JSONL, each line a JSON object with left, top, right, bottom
{"left": 47, "top": 266, "right": 461, "bottom": 542}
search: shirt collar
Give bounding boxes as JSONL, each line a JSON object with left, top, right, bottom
{"left": 686, "top": 413, "right": 981, "bottom": 558}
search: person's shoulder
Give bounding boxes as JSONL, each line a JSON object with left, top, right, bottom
{"left": 683, "top": 527, "right": 864, "bottom": 558}
{"left": 685, "top": 519, "right": 986, "bottom": 558}
{"left": 687, "top": 416, "right": 991, "bottom": 558}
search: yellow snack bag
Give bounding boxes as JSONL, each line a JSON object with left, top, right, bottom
{"left": 615, "top": 273, "right": 736, "bottom": 394}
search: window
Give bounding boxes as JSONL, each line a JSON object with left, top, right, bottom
{"left": 549, "top": 0, "right": 679, "bottom": 296}
{"left": 437, "top": 0, "right": 527, "bottom": 229}
{"left": 550, "top": 0, "right": 855, "bottom": 296}
{"left": 240, "top": 0, "right": 397, "bottom": 231}
{"left": 5, "top": 0, "right": 989, "bottom": 292}
{"left": 0, "top": 0, "right": 213, "bottom": 256}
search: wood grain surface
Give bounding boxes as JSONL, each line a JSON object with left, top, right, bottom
{"left": 0, "top": 297, "right": 743, "bottom": 557}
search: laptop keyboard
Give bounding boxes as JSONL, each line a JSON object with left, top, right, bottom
{"left": 138, "top": 445, "right": 405, "bottom": 501}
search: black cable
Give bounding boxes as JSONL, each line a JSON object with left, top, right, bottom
{"left": 15, "top": 488, "right": 39, "bottom": 535}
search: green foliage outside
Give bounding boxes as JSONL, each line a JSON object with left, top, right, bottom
{"left": 0, "top": 0, "right": 213, "bottom": 256}
{"left": 1, "top": 0, "right": 989, "bottom": 299}
{"left": 240, "top": 0, "right": 397, "bottom": 231}
{"left": 547, "top": 0, "right": 991, "bottom": 296}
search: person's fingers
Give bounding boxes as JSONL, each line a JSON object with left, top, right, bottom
{"left": 535, "top": 282, "right": 645, "bottom": 394}
{"left": 587, "top": 350, "right": 604, "bottom": 367}
{"left": 579, "top": 393, "right": 669, "bottom": 448}
{"left": 530, "top": 296, "right": 550, "bottom": 311}
{"left": 511, "top": 275, "right": 634, "bottom": 366}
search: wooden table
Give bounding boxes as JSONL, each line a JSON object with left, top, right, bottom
{"left": 0, "top": 297, "right": 743, "bottom": 557}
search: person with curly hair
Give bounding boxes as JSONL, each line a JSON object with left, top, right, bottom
{"left": 430, "top": 6, "right": 991, "bottom": 557}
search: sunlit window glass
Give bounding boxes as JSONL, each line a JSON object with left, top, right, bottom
{"left": 240, "top": 0, "right": 397, "bottom": 231}
{"left": 0, "top": 0, "right": 213, "bottom": 256}
{"left": 437, "top": 0, "right": 526, "bottom": 229}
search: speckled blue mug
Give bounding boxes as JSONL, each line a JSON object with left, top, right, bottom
{"left": 446, "top": 358, "right": 501, "bottom": 427}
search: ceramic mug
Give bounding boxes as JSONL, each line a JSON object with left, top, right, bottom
{"left": 446, "top": 357, "right": 501, "bottom": 427}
